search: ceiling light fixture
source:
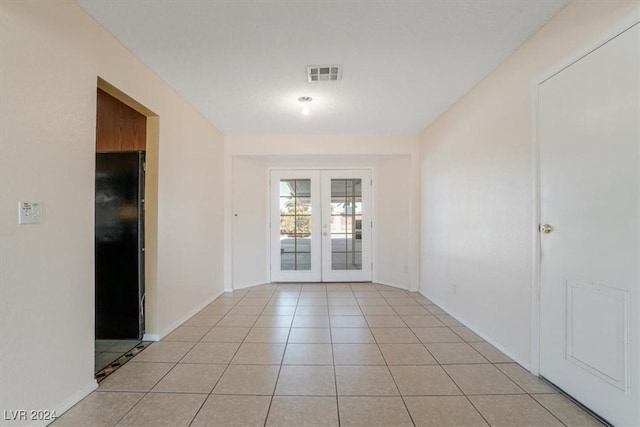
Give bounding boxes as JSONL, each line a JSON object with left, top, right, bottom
{"left": 298, "top": 96, "right": 312, "bottom": 115}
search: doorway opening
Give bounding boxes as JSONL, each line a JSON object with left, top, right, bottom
{"left": 94, "top": 80, "right": 159, "bottom": 379}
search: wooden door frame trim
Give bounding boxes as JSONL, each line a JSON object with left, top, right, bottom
{"left": 529, "top": 14, "right": 640, "bottom": 376}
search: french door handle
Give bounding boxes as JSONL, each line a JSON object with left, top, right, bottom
{"left": 323, "top": 232, "right": 329, "bottom": 237}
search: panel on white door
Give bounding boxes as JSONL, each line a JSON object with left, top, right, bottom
{"left": 538, "top": 23, "right": 639, "bottom": 426}
{"left": 565, "top": 281, "right": 629, "bottom": 391}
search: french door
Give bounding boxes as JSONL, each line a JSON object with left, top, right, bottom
{"left": 270, "top": 169, "right": 372, "bottom": 282}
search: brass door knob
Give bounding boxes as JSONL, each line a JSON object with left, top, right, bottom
{"left": 539, "top": 224, "right": 554, "bottom": 234}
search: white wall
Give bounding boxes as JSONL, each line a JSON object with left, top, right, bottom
{"left": 0, "top": 1, "right": 224, "bottom": 423}
{"left": 375, "top": 156, "right": 412, "bottom": 288}
{"left": 419, "top": 0, "right": 640, "bottom": 367}
{"left": 232, "top": 157, "right": 269, "bottom": 288}
{"left": 225, "top": 135, "right": 420, "bottom": 290}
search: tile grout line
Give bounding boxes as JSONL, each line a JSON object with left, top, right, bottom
{"left": 359, "top": 288, "right": 417, "bottom": 427}
{"left": 158, "top": 291, "right": 251, "bottom": 425}
{"left": 390, "top": 288, "right": 509, "bottom": 427}
{"left": 150, "top": 293, "right": 247, "bottom": 427}
{"left": 329, "top": 288, "right": 341, "bottom": 427}
{"left": 188, "top": 299, "right": 255, "bottom": 425}
{"left": 520, "top": 378, "right": 570, "bottom": 427}
{"left": 84, "top": 290, "right": 252, "bottom": 426}
{"left": 196, "top": 285, "right": 277, "bottom": 425}
{"left": 406, "top": 290, "right": 549, "bottom": 427}
{"left": 437, "top": 354, "right": 493, "bottom": 426}
{"left": 405, "top": 288, "right": 494, "bottom": 427}
{"left": 262, "top": 286, "right": 300, "bottom": 427}
{"left": 108, "top": 307, "right": 226, "bottom": 426}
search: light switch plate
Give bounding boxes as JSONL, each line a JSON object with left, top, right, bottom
{"left": 18, "top": 201, "right": 42, "bottom": 224}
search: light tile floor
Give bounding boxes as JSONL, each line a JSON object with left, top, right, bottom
{"left": 54, "top": 283, "right": 603, "bottom": 427}
{"left": 95, "top": 340, "right": 141, "bottom": 372}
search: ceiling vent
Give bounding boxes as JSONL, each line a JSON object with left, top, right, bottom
{"left": 307, "top": 65, "right": 341, "bottom": 82}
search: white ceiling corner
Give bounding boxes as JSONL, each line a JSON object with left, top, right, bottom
{"left": 76, "top": 0, "right": 569, "bottom": 135}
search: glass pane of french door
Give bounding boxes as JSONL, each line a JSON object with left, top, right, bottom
{"left": 329, "top": 178, "right": 363, "bottom": 270}
{"left": 279, "top": 179, "right": 312, "bottom": 270}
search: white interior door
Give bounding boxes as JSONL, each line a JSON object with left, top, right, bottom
{"left": 270, "top": 169, "right": 372, "bottom": 282}
{"left": 321, "top": 170, "right": 372, "bottom": 282}
{"left": 538, "top": 24, "right": 639, "bottom": 426}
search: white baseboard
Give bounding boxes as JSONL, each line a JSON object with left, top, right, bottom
{"left": 142, "top": 333, "right": 160, "bottom": 341}
{"left": 418, "top": 290, "right": 531, "bottom": 371}
{"left": 232, "top": 281, "right": 415, "bottom": 292}
{"left": 233, "top": 281, "right": 414, "bottom": 291}
{"left": 30, "top": 380, "right": 98, "bottom": 427}
{"left": 374, "top": 280, "right": 410, "bottom": 291}
{"left": 231, "top": 282, "right": 269, "bottom": 291}
{"left": 158, "top": 290, "right": 224, "bottom": 339}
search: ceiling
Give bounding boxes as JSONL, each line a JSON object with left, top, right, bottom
{"left": 77, "top": 0, "right": 568, "bottom": 135}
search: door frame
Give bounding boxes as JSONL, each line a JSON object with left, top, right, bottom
{"left": 95, "top": 79, "right": 160, "bottom": 343}
{"left": 530, "top": 13, "right": 640, "bottom": 376}
{"left": 268, "top": 166, "right": 375, "bottom": 283}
